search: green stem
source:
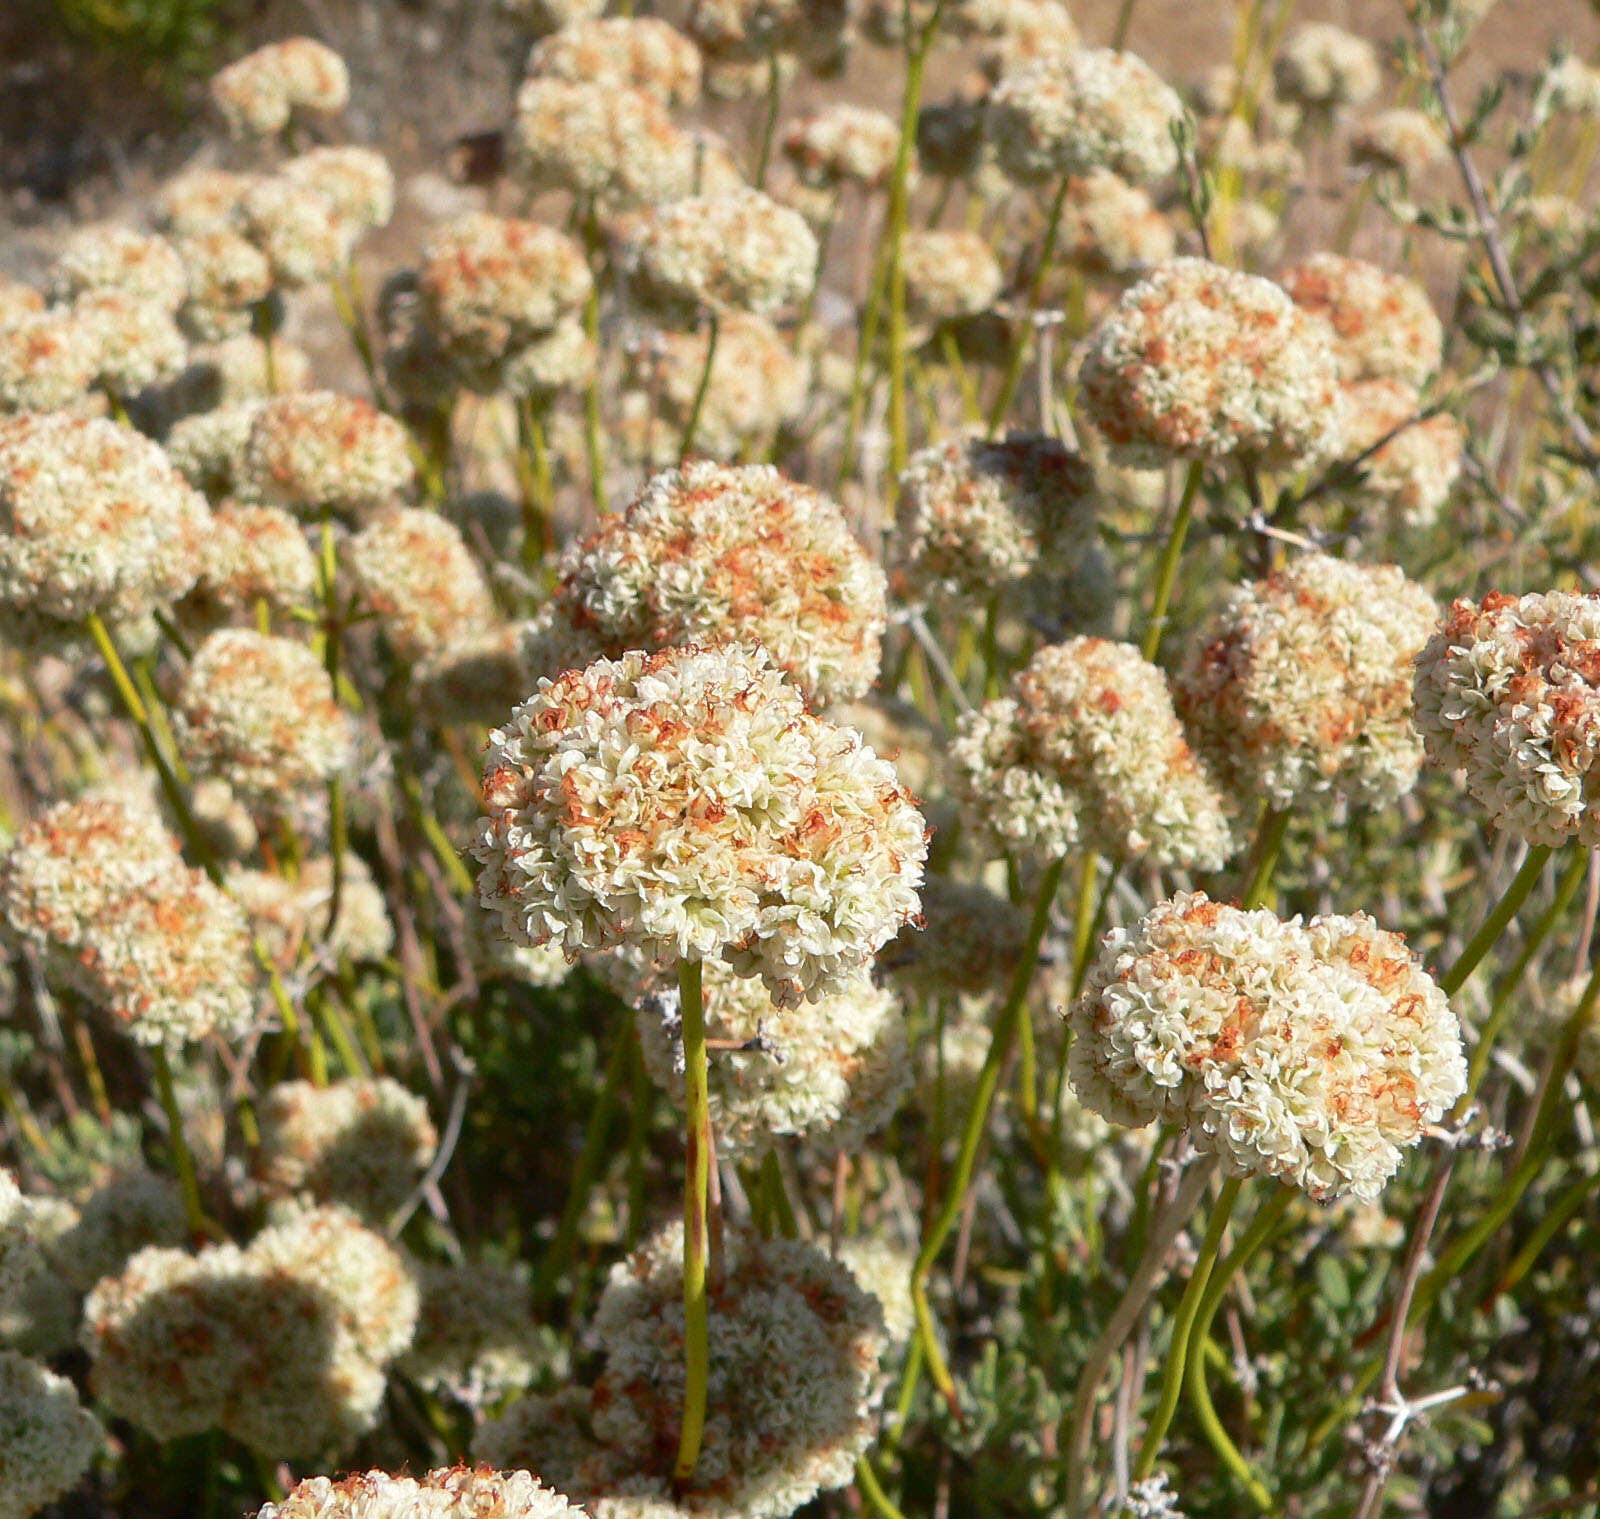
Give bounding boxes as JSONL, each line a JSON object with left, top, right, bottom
{"left": 679, "top": 312, "right": 721, "bottom": 465}
{"left": 674, "top": 956, "right": 711, "bottom": 1484}
{"left": 515, "top": 397, "right": 552, "bottom": 566}
{"left": 1238, "top": 805, "right": 1291, "bottom": 911}
{"left": 759, "top": 1147, "right": 799, "bottom": 1238}
{"left": 1130, "top": 1177, "right": 1244, "bottom": 1484}
{"left": 753, "top": 47, "right": 784, "bottom": 188}
{"left": 1185, "top": 1187, "right": 1293, "bottom": 1511}
{"left": 1438, "top": 844, "right": 1555, "bottom": 998}
{"left": 1140, "top": 460, "right": 1204, "bottom": 664}
{"left": 986, "top": 174, "right": 1071, "bottom": 436}
{"left": 1111, "top": 0, "right": 1139, "bottom": 47}
{"left": 1486, "top": 1161, "right": 1600, "bottom": 1305}
{"left": 318, "top": 510, "right": 347, "bottom": 940}
{"left": 152, "top": 1044, "right": 207, "bottom": 1238}
{"left": 856, "top": 1453, "right": 909, "bottom": 1519}
{"left": 908, "top": 854, "right": 1066, "bottom": 1402}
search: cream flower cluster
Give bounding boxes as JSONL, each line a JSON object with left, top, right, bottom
{"left": 0, "top": 796, "right": 255, "bottom": 1047}
{"left": 899, "top": 229, "right": 1004, "bottom": 331}
{"left": 526, "top": 461, "right": 886, "bottom": 703}
{"left": 0, "top": 306, "right": 98, "bottom": 412}
{"left": 1058, "top": 170, "right": 1176, "bottom": 275}
{"left": 1069, "top": 892, "right": 1466, "bottom": 1200}
{"left": 255, "top": 1077, "right": 436, "bottom": 1223}
{"left": 83, "top": 1204, "right": 418, "bottom": 1456}
{"left": 401, "top": 1259, "right": 560, "bottom": 1409}
{"left": 1350, "top": 109, "right": 1447, "bottom": 178}
{"left": 343, "top": 507, "right": 498, "bottom": 663}
{"left": 47, "top": 226, "right": 187, "bottom": 311}
{"left": 1271, "top": 23, "right": 1380, "bottom": 111}
{"left": 0, "top": 413, "right": 208, "bottom": 631}
{"left": 187, "top": 502, "right": 318, "bottom": 621}
{"left": 949, "top": 638, "right": 1235, "bottom": 870}
{"left": 1176, "top": 554, "right": 1439, "bottom": 810}
{"left": 173, "top": 226, "right": 273, "bottom": 340}
{"left": 619, "top": 190, "right": 817, "bottom": 321}
{"left": 0, "top": 1170, "right": 36, "bottom": 1308}
{"left": 894, "top": 433, "right": 1100, "bottom": 608}
{"left": 261, "top": 1467, "right": 581, "bottom": 1519}
{"left": 1414, "top": 590, "right": 1600, "bottom": 847}
{"left": 1337, "top": 377, "right": 1463, "bottom": 530}
{"left": 283, "top": 146, "right": 396, "bottom": 231}
{"left": 417, "top": 213, "right": 593, "bottom": 389}
{"left": 635, "top": 960, "right": 910, "bottom": 1157}
{"left": 1078, "top": 258, "right": 1346, "bottom": 469}
{"left": 782, "top": 104, "right": 905, "bottom": 188}
{"left": 881, "top": 875, "right": 1027, "bottom": 999}
{"left": 987, "top": 49, "right": 1185, "bottom": 186}
{"left": 209, "top": 37, "right": 350, "bottom": 139}
{"left": 174, "top": 629, "right": 351, "bottom": 812}
{"left": 71, "top": 289, "right": 187, "bottom": 395}
{"left": 529, "top": 16, "right": 704, "bottom": 104}
{"left": 1279, "top": 254, "right": 1443, "bottom": 386}
{"left": 229, "top": 851, "right": 395, "bottom": 967}
{"left": 238, "top": 391, "right": 415, "bottom": 517}
{"left": 473, "top": 644, "right": 925, "bottom": 1008}
{"left": 475, "top": 1223, "right": 887, "bottom": 1518}
{"left": 0, "top": 1350, "right": 102, "bottom": 1519}
{"left": 513, "top": 78, "right": 695, "bottom": 207}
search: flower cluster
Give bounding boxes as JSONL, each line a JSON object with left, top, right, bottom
{"left": 1078, "top": 258, "right": 1346, "bottom": 469}
{"left": 1279, "top": 254, "right": 1443, "bottom": 386}
{"left": 260, "top": 1467, "right": 582, "bottom": 1519}
{"left": 1176, "top": 554, "right": 1440, "bottom": 810}
{"left": 1272, "top": 23, "right": 1380, "bottom": 112}
{"left": 987, "top": 49, "right": 1184, "bottom": 186}
{"left": 0, "top": 796, "right": 255, "bottom": 1047}
{"left": 894, "top": 433, "right": 1100, "bottom": 608}
{"left": 529, "top": 16, "right": 703, "bottom": 104}
{"left": 1058, "top": 170, "right": 1176, "bottom": 275}
{"left": 1069, "top": 892, "right": 1466, "bottom": 1200}
{"left": 174, "top": 629, "right": 352, "bottom": 812}
{"left": 513, "top": 78, "right": 695, "bottom": 207}
{"left": 473, "top": 644, "right": 925, "bottom": 1007}
{"left": 476, "top": 1223, "right": 887, "bottom": 1517}
{"left": 209, "top": 37, "right": 351, "bottom": 139}
{"left": 899, "top": 230, "right": 1004, "bottom": 330}
{"left": 186, "top": 501, "right": 319, "bottom": 621}
{"left": 83, "top": 1204, "right": 418, "bottom": 1456}
{"left": 782, "top": 104, "right": 904, "bottom": 189}
{"left": 238, "top": 391, "right": 415, "bottom": 517}
{"left": 1414, "top": 590, "right": 1600, "bottom": 847}
{"left": 1336, "top": 378, "right": 1464, "bottom": 530}
{"left": 230, "top": 851, "right": 395, "bottom": 967}
{"left": 0, "top": 1350, "right": 102, "bottom": 1519}
{"left": 949, "top": 638, "right": 1235, "bottom": 870}
{"left": 526, "top": 461, "right": 886, "bottom": 702}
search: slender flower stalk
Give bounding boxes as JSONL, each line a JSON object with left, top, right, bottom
{"left": 674, "top": 954, "right": 712, "bottom": 1483}
{"left": 986, "top": 175, "right": 1071, "bottom": 436}
{"left": 1140, "top": 460, "right": 1204, "bottom": 664}
{"left": 152, "top": 1043, "right": 208, "bottom": 1239}
{"left": 678, "top": 312, "right": 721, "bottom": 463}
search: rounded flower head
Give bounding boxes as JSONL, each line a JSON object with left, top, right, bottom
{"left": 473, "top": 644, "right": 926, "bottom": 1007}
{"left": 987, "top": 49, "right": 1185, "bottom": 186}
{"left": 1272, "top": 24, "right": 1380, "bottom": 111}
{"left": 173, "top": 227, "right": 274, "bottom": 340}
{"left": 47, "top": 226, "right": 186, "bottom": 312}
{"left": 1279, "top": 254, "right": 1443, "bottom": 385}
{"left": 782, "top": 104, "right": 905, "bottom": 189}
{"left": 619, "top": 190, "right": 817, "bottom": 320}
{"left": 236, "top": 174, "right": 361, "bottom": 288}
{"left": 1058, "top": 170, "right": 1176, "bottom": 275}
{"left": 71, "top": 288, "right": 188, "bottom": 395}
{"left": 894, "top": 433, "right": 1099, "bottom": 608}
{"left": 526, "top": 461, "right": 886, "bottom": 703}
{"left": 0, "top": 1171, "right": 37, "bottom": 1309}
{"left": 189, "top": 501, "right": 318, "bottom": 620}
{"left": 513, "top": 79, "right": 694, "bottom": 206}
{"left": 1078, "top": 258, "right": 1346, "bottom": 469}
{"left": 1176, "top": 554, "right": 1439, "bottom": 811}
{"left": 210, "top": 37, "right": 350, "bottom": 139}
{"left": 635, "top": 960, "right": 910, "bottom": 1157}
{"left": 256, "top": 1078, "right": 436, "bottom": 1224}
{"left": 401, "top": 1261, "right": 561, "bottom": 1410}
{"left": 881, "top": 875, "right": 1027, "bottom": 999}
{"left": 174, "top": 629, "right": 351, "bottom": 812}
{"left": 0, "top": 797, "right": 256, "bottom": 1047}
{"left": 0, "top": 1350, "right": 101, "bottom": 1519}
{"left": 0, "top": 278, "right": 43, "bottom": 328}
{"left": 260, "top": 1467, "right": 582, "bottom": 1519}
{"left": 1351, "top": 109, "right": 1447, "bottom": 178}
{"left": 0, "top": 412, "right": 207, "bottom": 629}
{"left": 476, "top": 1224, "right": 886, "bottom": 1519}
{"left": 528, "top": 17, "right": 703, "bottom": 104}
{"left": 1414, "top": 590, "right": 1600, "bottom": 846}
{"left": 51, "top": 1168, "right": 189, "bottom": 1293}
{"left": 229, "top": 851, "right": 394, "bottom": 967}
{"left": 84, "top": 1205, "right": 415, "bottom": 1456}
{"left": 238, "top": 391, "right": 415, "bottom": 517}
{"left": 949, "top": 638, "right": 1235, "bottom": 870}
{"left": 418, "top": 213, "right": 593, "bottom": 385}
{"left": 626, "top": 315, "right": 806, "bottom": 459}
{"left": 900, "top": 230, "right": 1003, "bottom": 330}
{"left": 343, "top": 507, "right": 497, "bottom": 663}
{"left": 281, "top": 146, "right": 395, "bottom": 232}
{"left": 1069, "top": 892, "right": 1466, "bottom": 1200}
{"left": 1337, "top": 378, "right": 1463, "bottom": 529}
{"left": 0, "top": 310, "right": 98, "bottom": 414}
{"left": 153, "top": 167, "right": 259, "bottom": 238}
